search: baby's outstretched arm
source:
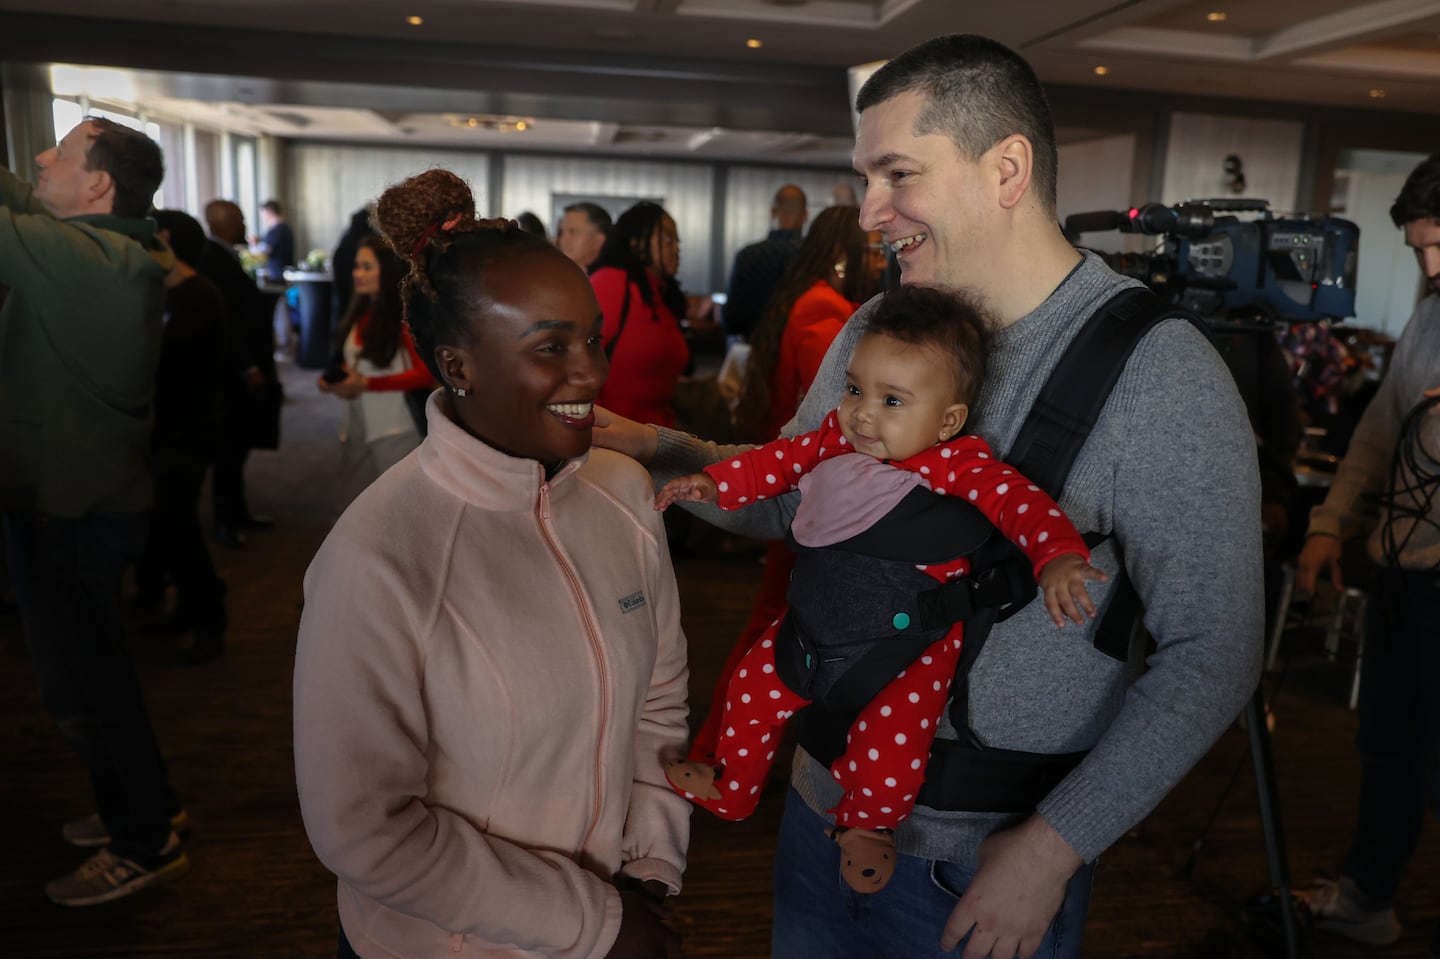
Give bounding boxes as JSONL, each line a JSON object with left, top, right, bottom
{"left": 1039, "top": 553, "right": 1110, "bottom": 627}
{"left": 655, "top": 472, "right": 719, "bottom": 511}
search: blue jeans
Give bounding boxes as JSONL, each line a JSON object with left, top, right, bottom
{"left": 1343, "top": 569, "right": 1440, "bottom": 904}
{"left": 4, "top": 510, "right": 178, "bottom": 862}
{"left": 772, "top": 788, "right": 1095, "bottom": 959}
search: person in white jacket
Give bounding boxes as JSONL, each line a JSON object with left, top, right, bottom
{"left": 294, "top": 168, "right": 691, "bottom": 959}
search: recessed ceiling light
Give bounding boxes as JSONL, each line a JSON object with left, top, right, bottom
{"left": 405, "top": 15, "right": 423, "bottom": 25}
{"left": 1206, "top": 11, "right": 1227, "bottom": 22}
{"left": 1369, "top": 88, "right": 1387, "bottom": 98}
{"left": 1093, "top": 65, "right": 1110, "bottom": 76}
{"left": 746, "top": 38, "right": 763, "bottom": 49}
{"left": 446, "top": 114, "right": 532, "bottom": 132}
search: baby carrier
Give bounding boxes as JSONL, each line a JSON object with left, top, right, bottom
{"left": 779, "top": 287, "right": 1205, "bottom": 813}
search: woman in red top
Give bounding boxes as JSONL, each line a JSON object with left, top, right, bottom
{"left": 693, "top": 205, "right": 886, "bottom": 761}
{"left": 733, "top": 206, "right": 885, "bottom": 443}
{"left": 319, "top": 236, "right": 436, "bottom": 503}
{"left": 589, "top": 202, "right": 691, "bottom": 428}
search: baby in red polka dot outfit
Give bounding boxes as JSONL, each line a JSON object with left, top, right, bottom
{"left": 656, "top": 285, "right": 1106, "bottom": 892}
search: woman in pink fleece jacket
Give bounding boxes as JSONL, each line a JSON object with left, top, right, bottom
{"left": 294, "top": 169, "right": 691, "bottom": 959}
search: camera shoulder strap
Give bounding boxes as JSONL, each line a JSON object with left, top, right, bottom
{"left": 911, "top": 286, "right": 1207, "bottom": 812}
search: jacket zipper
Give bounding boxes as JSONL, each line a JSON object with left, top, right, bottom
{"left": 536, "top": 477, "right": 609, "bottom": 854}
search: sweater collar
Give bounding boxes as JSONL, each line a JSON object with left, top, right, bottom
{"left": 993, "top": 250, "right": 1104, "bottom": 349}
{"left": 418, "top": 391, "right": 587, "bottom": 511}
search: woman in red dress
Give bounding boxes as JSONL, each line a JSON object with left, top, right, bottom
{"left": 589, "top": 202, "right": 691, "bottom": 428}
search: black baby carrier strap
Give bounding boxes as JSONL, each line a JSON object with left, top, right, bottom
{"left": 916, "top": 286, "right": 1200, "bottom": 811}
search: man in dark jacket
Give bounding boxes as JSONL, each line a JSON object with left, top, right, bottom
{"left": 722, "top": 184, "right": 807, "bottom": 340}
{"left": 141, "top": 210, "right": 231, "bottom": 664}
{"left": 201, "top": 198, "right": 281, "bottom": 547}
{"left": 0, "top": 118, "right": 189, "bottom": 905}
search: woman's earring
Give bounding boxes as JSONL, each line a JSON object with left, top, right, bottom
{"left": 451, "top": 386, "right": 469, "bottom": 398}
{"left": 833, "top": 260, "right": 847, "bottom": 280}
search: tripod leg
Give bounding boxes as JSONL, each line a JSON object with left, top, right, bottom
{"left": 1247, "top": 685, "right": 1302, "bottom": 959}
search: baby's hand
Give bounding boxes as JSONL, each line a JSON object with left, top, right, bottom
{"left": 655, "top": 473, "right": 719, "bottom": 511}
{"left": 1038, "top": 553, "right": 1109, "bottom": 627}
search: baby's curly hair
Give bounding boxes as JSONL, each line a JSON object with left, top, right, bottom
{"left": 862, "top": 284, "right": 995, "bottom": 407}
{"left": 372, "top": 168, "right": 552, "bottom": 382}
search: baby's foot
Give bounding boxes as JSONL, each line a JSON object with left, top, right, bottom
{"left": 664, "top": 760, "right": 762, "bottom": 821}
{"left": 665, "top": 760, "right": 722, "bottom": 801}
{"left": 827, "top": 827, "right": 897, "bottom": 894}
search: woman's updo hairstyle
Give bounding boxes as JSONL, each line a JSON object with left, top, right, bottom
{"left": 373, "top": 168, "right": 549, "bottom": 382}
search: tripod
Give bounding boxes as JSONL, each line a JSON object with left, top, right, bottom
{"left": 1181, "top": 682, "right": 1304, "bottom": 957}
{"left": 1244, "top": 684, "right": 1304, "bottom": 959}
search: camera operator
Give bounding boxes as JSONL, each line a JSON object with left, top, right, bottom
{"left": 1296, "top": 152, "right": 1440, "bottom": 953}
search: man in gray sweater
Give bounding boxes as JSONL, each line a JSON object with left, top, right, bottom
{"left": 1296, "top": 153, "right": 1440, "bottom": 955}
{"left": 597, "top": 34, "right": 1262, "bottom": 958}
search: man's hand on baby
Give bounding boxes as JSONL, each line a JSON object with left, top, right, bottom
{"left": 654, "top": 474, "right": 719, "bottom": 511}
{"left": 1038, "top": 553, "right": 1108, "bottom": 627}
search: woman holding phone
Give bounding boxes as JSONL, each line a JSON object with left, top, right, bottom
{"left": 318, "top": 234, "right": 435, "bottom": 502}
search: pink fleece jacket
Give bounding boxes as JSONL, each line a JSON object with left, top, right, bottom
{"left": 294, "top": 394, "right": 691, "bottom": 959}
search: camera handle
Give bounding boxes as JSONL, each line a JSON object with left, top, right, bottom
{"left": 1190, "top": 197, "right": 1272, "bottom": 214}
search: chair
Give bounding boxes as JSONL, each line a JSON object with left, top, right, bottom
{"left": 1265, "top": 563, "right": 1366, "bottom": 709}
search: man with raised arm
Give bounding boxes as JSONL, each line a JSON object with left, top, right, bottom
{"left": 1, "top": 118, "right": 190, "bottom": 905}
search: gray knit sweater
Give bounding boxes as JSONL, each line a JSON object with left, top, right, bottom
{"left": 1307, "top": 294, "right": 1440, "bottom": 571}
{"left": 653, "top": 253, "right": 1263, "bottom": 866}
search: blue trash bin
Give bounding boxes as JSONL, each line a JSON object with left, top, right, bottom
{"left": 284, "top": 270, "right": 335, "bottom": 369}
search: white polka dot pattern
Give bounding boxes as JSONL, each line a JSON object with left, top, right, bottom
{"left": 676, "top": 404, "right": 1092, "bottom": 831}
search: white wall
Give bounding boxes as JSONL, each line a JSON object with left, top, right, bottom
{"left": 1056, "top": 133, "right": 1137, "bottom": 254}
{"left": 286, "top": 144, "right": 492, "bottom": 258}
{"left": 1341, "top": 159, "right": 1428, "bottom": 336}
{"left": 721, "top": 166, "right": 862, "bottom": 282}
{"left": 501, "top": 154, "right": 714, "bottom": 294}
{"left": 1161, "top": 112, "right": 1304, "bottom": 212}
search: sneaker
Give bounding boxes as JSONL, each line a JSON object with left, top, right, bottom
{"left": 62, "top": 809, "right": 190, "bottom": 848}
{"left": 1301, "top": 877, "right": 1402, "bottom": 945}
{"left": 45, "top": 832, "right": 189, "bottom": 906}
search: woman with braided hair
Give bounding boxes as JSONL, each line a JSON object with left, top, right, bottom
{"left": 294, "top": 168, "right": 691, "bottom": 959}
{"left": 589, "top": 201, "right": 690, "bottom": 428}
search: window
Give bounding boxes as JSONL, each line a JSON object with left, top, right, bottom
{"left": 231, "top": 136, "right": 258, "bottom": 230}
{"left": 86, "top": 106, "right": 144, "bottom": 132}
{"left": 51, "top": 98, "right": 84, "bottom": 141}
{"left": 192, "top": 129, "right": 221, "bottom": 217}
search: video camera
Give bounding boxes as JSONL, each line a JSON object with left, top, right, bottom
{"left": 1064, "top": 198, "right": 1359, "bottom": 324}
